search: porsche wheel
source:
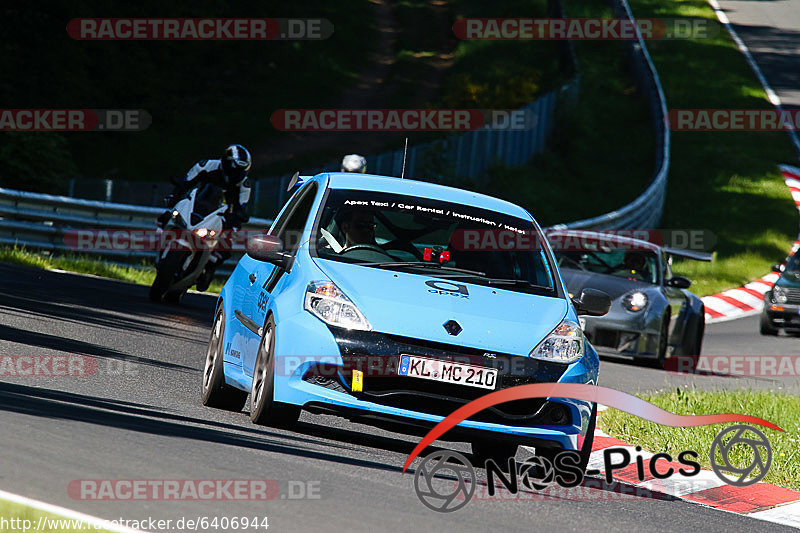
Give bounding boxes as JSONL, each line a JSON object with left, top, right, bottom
{"left": 652, "top": 315, "right": 670, "bottom": 369}
{"left": 250, "top": 315, "right": 301, "bottom": 428}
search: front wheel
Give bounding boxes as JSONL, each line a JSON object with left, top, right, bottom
{"left": 201, "top": 303, "right": 248, "bottom": 410}
{"left": 471, "top": 440, "right": 518, "bottom": 467}
{"left": 534, "top": 403, "right": 597, "bottom": 482}
{"left": 149, "top": 250, "right": 187, "bottom": 303}
{"left": 649, "top": 315, "right": 670, "bottom": 370}
{"left": 250, "top": 316, "right": 301, "bottom": 428}
{"left": 760, "top": 313, "right": 779, "bottom": 336}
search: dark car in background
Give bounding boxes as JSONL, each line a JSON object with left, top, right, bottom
{"left": 548, "top": 230, "right": 711, "bottom": 368}
{"left": 761, "top": 253, "right": 800, "bottom": 335}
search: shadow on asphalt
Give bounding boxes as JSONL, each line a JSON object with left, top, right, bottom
{"left": 0, "top": 262, "right": 216, "bottom": 326}
{"left": 0, "top": 323, "right": 195, "bottom": 372}
{"left": 0, "top": 381, "right": 412, "bottom": 474}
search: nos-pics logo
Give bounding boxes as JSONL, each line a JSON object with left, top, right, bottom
{"left": 412, "top": 425, "right": 773, "bottom": 512}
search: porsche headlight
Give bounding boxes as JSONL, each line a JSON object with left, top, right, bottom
{"left": 530, "top": 319, "right": 584, "bottom": 364}
{"left": 622, "top": 291, "right": 648, "bottom": 312}
{"left": 304, "top": 281, "right": 371, "bottom": 331}
{"left": 773, "top": 286, "right": 788, "bottom": 304}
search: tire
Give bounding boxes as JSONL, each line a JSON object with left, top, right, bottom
{"left": 471, "top": 439, "right": 518, "bottom": 468}
{"left": 149, "top": 250, "right": 187, "bottom": 303}
{"left": 535, "top": 403, "right": 597, "bottom": 480}
{"left": 650, "top": 315, "right": 670, "bottom": 370}
{"left": 165, "top": 289, "right": 187, "bottom": 305}
{"left": 760, "top": 313, "right": 779, "bottom": 336}
{"left": 201, "top": 303, "right": 248, "bottom": 411}
{"left": 250, "top": 315, "right": 301, "bottom": 428}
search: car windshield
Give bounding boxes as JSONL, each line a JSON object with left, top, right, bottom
{"left": 555, "top": 248, "right": 660, "bottom": 284}
{"left": 785, "top": 253, "right": 800, "bottom": 272}
{"left": 311, "top": 189, "right": 557, "bottom": 296}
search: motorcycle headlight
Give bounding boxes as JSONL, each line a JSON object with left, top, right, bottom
{"left": 773, "top": 286, "right": 788, "bottom": 304}
{"left": 304, "top": 281, "right": 371, "bottom": 331}
{"left": 530, "top": 319, "right": 584, "bottom": 364}
{"left": 622, "top": 291, "right": 648, "bottom": 312}
{"left": 193, "top": 228, "right": 209, "bottom": 238}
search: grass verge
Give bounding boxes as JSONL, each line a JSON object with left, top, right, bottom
{"left": 627, "top": 0, "right": 798, "bottom": 296}
{"left": 0, "top": 246, "right": 223, "bottom": 294}
{"left": 460, "top": 0, "right": 656, "bottom": 227}
{"left": 466, "top": 0, "right": 798, "bottom": 297}
{"left": 600, "top": 388, "right": 800, "bottom": 490}
{"left": 0, "top": 498, "right": 113, "bottom": 533}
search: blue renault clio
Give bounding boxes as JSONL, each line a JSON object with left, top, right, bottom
{"left": 201, "top": 172, "right": 609, "bottom": 468}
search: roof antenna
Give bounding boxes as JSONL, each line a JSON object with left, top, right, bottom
{"left": 400, "top": 137, "right": 408, "bottom": 179}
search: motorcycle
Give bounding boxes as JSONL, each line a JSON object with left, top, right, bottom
{"left": 149, "top": 183, "right": 228, "bottom": 303}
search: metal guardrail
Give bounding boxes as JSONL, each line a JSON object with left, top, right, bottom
{"left": 0, "top": 0, "right": 670, "bottom": 280}
{"left": 0, "top": 187, "right": 272, "bottom": 277}
{"left": 555, "top": 0, "right": 670, "bottom": 230}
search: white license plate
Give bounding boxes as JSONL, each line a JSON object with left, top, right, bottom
{"left": 398, "top": 355, "right": 497, "bottom": 390}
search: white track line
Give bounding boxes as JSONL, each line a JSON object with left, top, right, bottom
{"left": 0, "top": 489, "right": 145, "bottom": 533}
{"left": 708, "top": 0, "right": 800, "bottom": 158}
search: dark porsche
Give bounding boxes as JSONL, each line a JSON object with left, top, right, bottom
{"left": 548, "top": 230, "right": 711, "bottom": 368}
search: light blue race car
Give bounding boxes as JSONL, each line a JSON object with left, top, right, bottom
{"left": 201, "top": 172, "right": 610, "bottom": 468}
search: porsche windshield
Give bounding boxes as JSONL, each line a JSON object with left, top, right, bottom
{"left": 555, "top": 249, "right": 660, "bottom": 284}
{"left": 312, "top": 189, "right": 557, "bottom": 296}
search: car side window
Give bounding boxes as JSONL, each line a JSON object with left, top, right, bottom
{"left": 269, "top": 188, "right": 306, "bottom": 237}
{"left": 276, "top": 184, "right": 318, "bottom": 257}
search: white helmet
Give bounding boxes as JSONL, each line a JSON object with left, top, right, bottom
{"left": 341, "top": 154, "right": 367, "bottom": 173}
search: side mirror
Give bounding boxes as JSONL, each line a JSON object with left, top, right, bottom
{"left": 572, "top": 288, "right": 611, "bottom": 317}
{"left": 666, "top": 276, "right": 692, "bottom": 289}
{"left": 772, "top": 263, "right": 784, "bottom": 273}
{"left": 247, "top": 234, "right": 292, "bottom": 269}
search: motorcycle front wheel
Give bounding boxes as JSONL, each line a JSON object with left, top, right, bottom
{"left": 149, "top": 249, "right": 188, "bottom": 303}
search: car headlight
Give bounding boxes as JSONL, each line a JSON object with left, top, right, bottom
{"left": 304, "top": 281, "right": 371, "bottom": 331}
{"left": 529, "top": 319, "right": 584, "bottom": 364}
{"left": 622, "top": 291, "right": 648, "bottom": 312}
{"left": 773, "top": 286, "right": 788, "bottom": 304}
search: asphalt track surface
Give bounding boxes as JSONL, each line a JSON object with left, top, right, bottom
{"left": 1, "top": 263, "right": 797, "bottom": 533}
{"left": 717, "top": 0, "right": 800, "bottom": 110}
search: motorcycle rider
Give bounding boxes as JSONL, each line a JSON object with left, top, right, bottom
{"left": 341, "top": 154, "right": 367, "bottom": 173}
{"left": 159, "top": 144, "right": 252, "bottom": 291}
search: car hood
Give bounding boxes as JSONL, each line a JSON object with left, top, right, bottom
{"left": 559, "top": 268, "right": 655, "bottom": 301}
{"left": 775, "top": 271, "right": 800, "bottom": 289}
{"left": 313, "top": 259, "right": 568, "bottom": 356}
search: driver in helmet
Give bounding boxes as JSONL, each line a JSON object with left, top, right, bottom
{"left": 340, "top": 208, "right": 377, "bottom": 248}
{"left": 160, "top": 144, "right": 253, "bottom": 290}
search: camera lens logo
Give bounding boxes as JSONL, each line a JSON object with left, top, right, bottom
{"left": 518, "top": 455, "right": 555, "bottom": 491}
{"left": 413, "top": 450, "right": 475, "bottom": 513}
{"left": 710, "top": 425, "right": 772, "bottom": 487}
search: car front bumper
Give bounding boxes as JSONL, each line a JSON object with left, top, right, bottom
{"left": 763, "top": 302, "right": 800, "bottom": 330}
{"left": 580, "top": 311, "right": 660, "bottom": 358}
{"left": 269, "top": 312, "right": 598, "bottom": 452}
